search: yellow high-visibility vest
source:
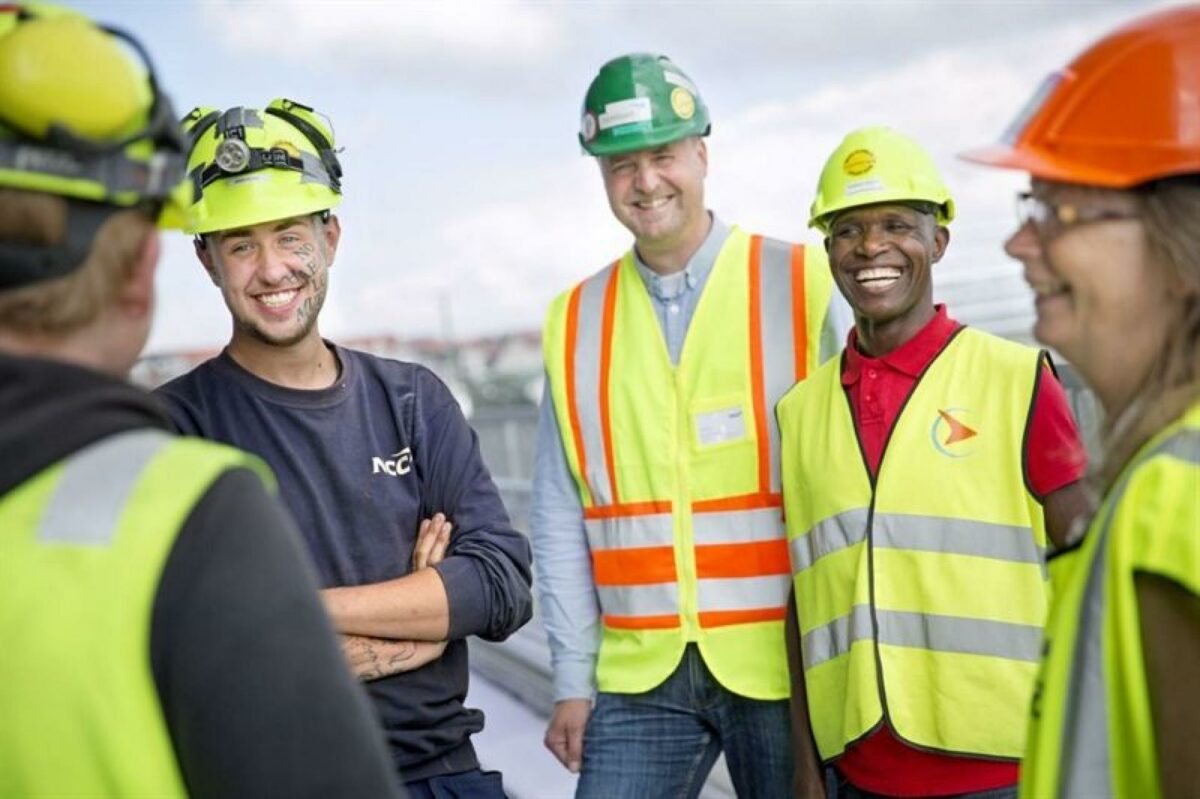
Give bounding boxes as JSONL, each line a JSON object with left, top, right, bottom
{"left": 543, "top": 226, "right": 834, "bottom": 698}
{"left": 779, "top": 327, "right": 1050, "bottom": 759}
{"left": 0, "top": 429, "right": 273, "bottom": 797}
{"left": 1021, "top": 402, "right": 1200, "bottom": 799}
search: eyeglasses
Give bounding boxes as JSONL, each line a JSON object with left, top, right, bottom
{"left": 1016, "top": 191, "right": 1139, "bottom": 237}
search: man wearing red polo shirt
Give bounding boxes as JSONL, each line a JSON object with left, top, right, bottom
{"left": 779, "top": 127, "right": 1090, "bottom": 799}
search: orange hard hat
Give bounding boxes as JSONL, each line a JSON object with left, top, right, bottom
{"left": 960, "top": 5, "right": 1200, "bottom": 187}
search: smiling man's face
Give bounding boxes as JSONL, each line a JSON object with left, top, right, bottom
{"left": 200, "top": 213, "right": 340, "bottom": 349}
{"left": 599, "top": 136, "right": 708, "bottom": 252}
{"left": 826, "top": 202, "right": 947, "bottom": 350}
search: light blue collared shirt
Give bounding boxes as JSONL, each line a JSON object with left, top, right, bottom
{"left": 530, "top": 214, "right": 851, "bottom": 700}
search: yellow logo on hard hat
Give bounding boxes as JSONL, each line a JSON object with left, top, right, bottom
{"left": 272, "top": 140, "right": 301, "bottom": 159}
{"left": 670, "top": 87, "right": 695, "bottom": 121}
{"left": 843, "top": 149, "right": 875, "bottom": 176}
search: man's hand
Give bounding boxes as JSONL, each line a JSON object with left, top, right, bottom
{"left": 321, "top": 512, "right": 453, "bottom": 641}
{"left": 413, "top": 513, "right": 452, "bottom": 571}
{"left": 341, "top": 635, "right": 448, "bottom": 681}
{"left": 335, "top": 513, "right": 455, "bottom": 681}
{"left": 544, "top": 698, "right": 591, "bottom": 773}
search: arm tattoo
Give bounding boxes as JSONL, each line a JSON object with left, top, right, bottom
{"left": 342, "top": 635, "right": 418, "bottom": 682}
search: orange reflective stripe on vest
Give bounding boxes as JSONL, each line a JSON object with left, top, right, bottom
{"left": 544, "top": 224, "right": 835, "bottom": 697}
{"left": 562, "top": 235, "right": 806, "bottom": 631}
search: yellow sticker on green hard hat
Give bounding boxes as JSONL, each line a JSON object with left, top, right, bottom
{"left": 670, "top": 87, "right": 695, "bottom": 120}
{"left": 843, "top": 149, "right": 875, "bottom": 176}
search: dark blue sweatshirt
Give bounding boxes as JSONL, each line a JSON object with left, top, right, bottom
{"left": 155, "top": 344, "right": 533, "bottom": 781}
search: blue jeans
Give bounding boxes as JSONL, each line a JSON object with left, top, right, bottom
{"left": 405, "top": 768, "right": 505, "bottom": 799}
{"left": 576, "top": 644, "right": 792, "bottom": 799}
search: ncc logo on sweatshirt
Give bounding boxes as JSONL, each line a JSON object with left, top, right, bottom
{"left": 372, "top": 447, "right": 413, "bottom": 477}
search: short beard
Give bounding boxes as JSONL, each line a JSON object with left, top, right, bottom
{"left": 220, "top": 215, "right": 332, "bottom": 347}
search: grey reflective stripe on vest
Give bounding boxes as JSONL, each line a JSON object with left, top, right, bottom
{"left": 790, "top": 508, "right": 870, "bottom": 573}
{"left": 585, "top": 512, "right": 673, "bottom": 552}
{"left": 37, "top": 429, "right": 172, "bottom": 545}
{"left": 757, "top": 237, "right": 801, "bottom": 494}
{"left": 571, "top": 263, "right": 617, "bottom": 506}
{"left": 1158, "top": 428, "right": 1200, "bottom": 466}
{"left": 698, "top": 574, "right": 790, "bottom": 612}
{"left": 875, "top": 514, "right": 1044, "bottom": 569}
{"left": 597, "top": 582, "right": 678, "bottom": 618}
{"left": 693, "top": 506, "right": 783, "bottom": 546}
{"left": 803, "top": 605, "right": 1043, "bottom": 669}
{"left": 803, "top": 603, "right": 874, "bottom": 667}
{"left": 881, "top": 610, "right": 1042, "bottom": 662}
{"left": 791, "top": 509, "right": 1041, "bottom": 574}
{"left": 1059, "top": 427, "right": 1200, "bottom": 797}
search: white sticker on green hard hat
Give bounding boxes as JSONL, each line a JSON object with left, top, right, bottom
{"left": 844, "top": 178, "right": 885, "bottom": 197}
{"left": 662, "top": 71, "right": 699, "bottom": 96}
{"left": 598, "top": 97, "right": 653, "bottom": 131}
{"left": 581, "top": 111, "right": 598, "bottom": 142}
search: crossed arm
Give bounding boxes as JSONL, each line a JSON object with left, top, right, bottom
{"left": 329, "top": 514, "right": 453, "bottom": 681}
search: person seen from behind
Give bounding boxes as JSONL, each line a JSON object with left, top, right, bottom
{"left": 0, "top": 5, "right": 402, "bottom": 797}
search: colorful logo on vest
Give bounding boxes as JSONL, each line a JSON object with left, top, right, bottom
{"left": 930, "top": 407, "right": 978, "bottom": 457}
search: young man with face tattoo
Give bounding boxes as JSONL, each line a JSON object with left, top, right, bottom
{"left": 156, "top": 101, "right": 533, "bottom": 799}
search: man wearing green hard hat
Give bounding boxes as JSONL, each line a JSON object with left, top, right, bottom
{"left": 0, "top": 4, "right": 402, "bottom": 797}
{"left": 532, "top": 52, "right": 851, "bottom": 796}
{"left": 156, "top": 95, "right": 533, "bottom": 797}
{"left": 777, "top": 126, "right": 1090, "bottom": 798}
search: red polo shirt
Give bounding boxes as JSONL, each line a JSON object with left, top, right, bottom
{"left": 835, "top": 306, "right": 1086, "bottom": 797}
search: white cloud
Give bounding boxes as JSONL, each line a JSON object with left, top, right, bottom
{"left": 146, "top": 0, "right": 1171, "bottom": 353}
{"left": 196, "top": 1, "right": 1137, "bottom": 99}
{"left": 200, "top": 1, "right": 567, "bottom": 79}
{"left": 312, "top": 5, "right": 1138, "bottom": 344}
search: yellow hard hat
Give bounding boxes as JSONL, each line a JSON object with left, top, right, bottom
{"left": 0, "top": 3, "right": 189, "bottom": 290}
{"left": 809, "top": 126, "right": 955, "bottom": 232}
{"left": 0, "top": 6, "right": 147, "bottom": 141}
{"left": 182, "top": 98, "right": 342, "bottom": 236}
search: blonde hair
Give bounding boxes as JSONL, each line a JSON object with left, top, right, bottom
{"left": 1100, "top": 176, "right": 1200, "bottom": 489}
{"left": 0, "top": 189, "right": 155, "bottom": 336}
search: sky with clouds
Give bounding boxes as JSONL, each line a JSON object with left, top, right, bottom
{"left": 83, "top": 0, "right": 1174, "bottom": 354}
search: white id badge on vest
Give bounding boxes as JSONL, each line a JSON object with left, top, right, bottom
{"left": 694, "top": 405, "right": 747, "bottom": 447}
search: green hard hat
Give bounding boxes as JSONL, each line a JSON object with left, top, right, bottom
{"left": 579, "top": 53, "right": 710, "bottom": 157}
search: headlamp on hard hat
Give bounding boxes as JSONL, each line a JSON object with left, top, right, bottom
{"left": 181, "top": 98, "right": 344, "bottom": 236}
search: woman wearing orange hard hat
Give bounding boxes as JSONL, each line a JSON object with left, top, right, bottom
{"left": 962, "top": 6, "right": 1200, "bottom": 798}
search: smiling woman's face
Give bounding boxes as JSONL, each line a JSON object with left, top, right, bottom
{"left": 1004, "top": 179, "right": 1173, "bottom": 412}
